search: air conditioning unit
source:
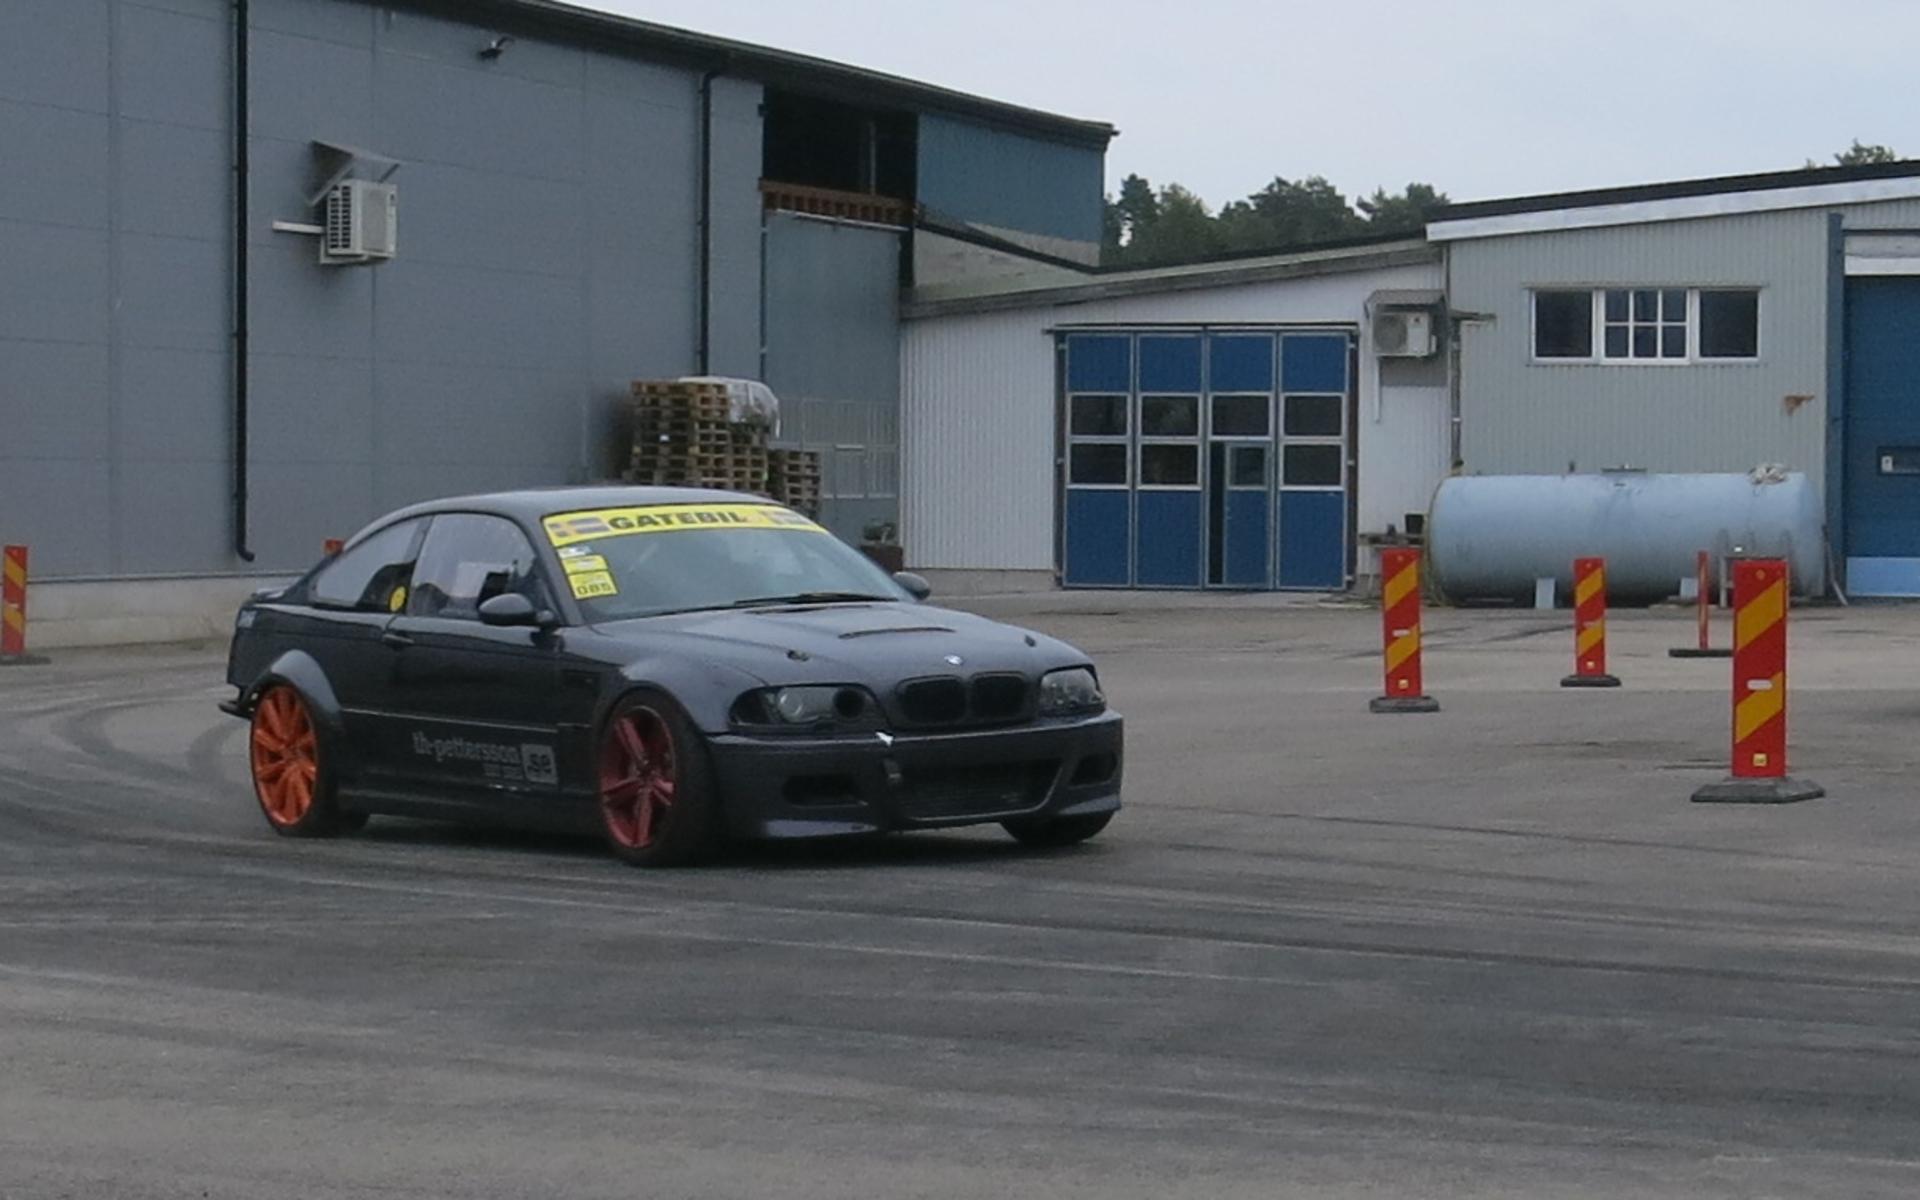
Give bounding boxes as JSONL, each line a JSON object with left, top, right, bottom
{"left": 320, "top": 180, "right": 397, "bottom": 264}
{"left": 1372, "top": 310, "right": 1435, "bottom": 358}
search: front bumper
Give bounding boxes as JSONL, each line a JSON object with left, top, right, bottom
{"left": 706, "top": 711, "right": 1123, "bottom": 839}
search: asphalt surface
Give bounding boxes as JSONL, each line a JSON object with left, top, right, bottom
{"left": 4, "top": 597, "right": 1920, "bottom": 1198}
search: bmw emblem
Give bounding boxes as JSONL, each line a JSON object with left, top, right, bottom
{"left": 944, "top": 654, "right": 964, "bottom": 666}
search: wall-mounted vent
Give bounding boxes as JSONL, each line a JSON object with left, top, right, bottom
{"left": 320, "top": 180, "right": 397, "bottom": 265}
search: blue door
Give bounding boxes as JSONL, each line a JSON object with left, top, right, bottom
{"left": 1207, "top": 334, "right": 1276, "bottom": 587}
{"left": 1844, "top": 278, "right": 1920, "bottom": 596}
{"left": 1275, "top": 334, "right": 1350, "bottom": 589}
{"left": 1134, "top": 335, "right": 1204, "bottom": 587}
{"left": 1063, "top": 335, "right": 1132, "bottom": 586}
{"left": 1060, "top": 328, "right": 1351, "bottom": 591}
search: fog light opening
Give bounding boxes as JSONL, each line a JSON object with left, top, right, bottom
{"left": 1069, "top": 753, "right": 1117, "bottom": 786}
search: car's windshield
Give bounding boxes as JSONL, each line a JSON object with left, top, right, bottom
{"left": 540, "top": 501, "right": 906, "bottom": 620}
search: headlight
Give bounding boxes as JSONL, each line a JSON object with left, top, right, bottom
{"left": 731, "top": 685, "right": 882, "bottom": 732}
{"left": 1039, "top": 667, "right": 1105, "bottom": 716}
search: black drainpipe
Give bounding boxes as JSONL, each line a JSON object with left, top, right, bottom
{"left": 231, "top": 0, "right": 254, "bottom": 562}
{"left": 696, "top": 62, "right": 728, "bottom": 375}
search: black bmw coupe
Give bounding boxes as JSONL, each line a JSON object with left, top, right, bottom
{"left": 222, "top": 487, "right": 1123, "bottom": 866}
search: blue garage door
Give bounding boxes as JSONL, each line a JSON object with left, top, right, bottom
{"left": 1062, "top": 330, "right": 1352, "bottom": 590}
{"left": 1844, "top": 278, "right": 1920, "bottom": 595}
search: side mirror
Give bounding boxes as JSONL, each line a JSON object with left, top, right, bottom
{"left": 478, "top": 593, "right": 552, "bottom": 628}
{"left": 893, "top": 571, "right": 932, "bottom": 602}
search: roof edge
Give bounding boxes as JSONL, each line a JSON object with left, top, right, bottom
{"left": 1433, "top": 159, "right": 1920, "bottom": 223}
{"left": 392, "top": 0, "right": 1116, "bottom": 147}
{"left": 904, "top": 241, "right": 1438, "bottom": 320}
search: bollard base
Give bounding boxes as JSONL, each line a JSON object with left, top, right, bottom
{"left": 1691, "top": 776, "right": 1825, "bottom": 804}
{"left": 1559, "top": 674, "right": 1621, "bottom": 688}
{"left": 0, "top": 654, "right": 50, "bottom": 667}
{"left": 1370, "top": 695, "right": 1440, "bottom": 714}
{"left": 1668, "top": 647, "right": 1732, "bottom": 659}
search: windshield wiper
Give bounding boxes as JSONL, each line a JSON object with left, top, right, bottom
{"left": 728, "top": 591, "right": 894, "bottom": 608}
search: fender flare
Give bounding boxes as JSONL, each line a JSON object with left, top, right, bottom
{"left": 247, "top": 649, "right": 346, "bottom": 740}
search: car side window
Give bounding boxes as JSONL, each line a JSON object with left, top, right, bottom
{"left": 308, "top": 519, "right": 428, "bottom": 613}
{"left": 407, "top": 514, "right": 545, "bottom": 620}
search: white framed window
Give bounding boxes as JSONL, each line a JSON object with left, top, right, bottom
{"left": 1531, "top": 287, "right": 1760, "bottom": 364}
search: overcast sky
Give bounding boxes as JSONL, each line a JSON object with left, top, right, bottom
{"left": 583, "top": 0, "right": 1918, "bottom": 209}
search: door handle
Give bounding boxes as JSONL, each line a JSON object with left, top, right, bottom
{"left": 381, "top": 631, "right": 415, "bottom": 650}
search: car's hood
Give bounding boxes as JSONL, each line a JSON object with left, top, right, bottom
{"left": 588, "top": 601, "right": 1089, "bottom": 686}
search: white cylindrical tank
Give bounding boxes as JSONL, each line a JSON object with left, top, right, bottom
{"left": 1427, "top": 470, "right": 1825, "bottom": 603}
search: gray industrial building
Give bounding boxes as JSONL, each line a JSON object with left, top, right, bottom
{"left": 13, "top": 1, "right": 1920, "bottom": 648}
{"left": 1429, "top": 165, "right": 1920, "bottom": 597}
{"left": 0, "top": 0, "right": 1110, "bottom": 642}
{"left": 898, "top": 163, "right": 1920, "bottom": 600}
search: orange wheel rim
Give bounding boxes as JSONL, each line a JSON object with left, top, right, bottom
{"left": 600, "top": 707, "right": 677, "bottom": 850}
{"left": 251, "top": 687, "right": 319, "bottom": 826}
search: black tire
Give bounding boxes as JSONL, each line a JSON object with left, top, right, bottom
{"left": 596, "top": 689, "right": 723, "bottom": 868}
{"left": 1001, "top": 811, "right": 1113, "bottom": 849}
{"left": 248, "top": 684, "right": 358, "bottom": 839}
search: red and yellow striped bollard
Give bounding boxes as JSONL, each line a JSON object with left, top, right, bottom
{"left": 1, "top": 545, "right": 48, "bottom": 666}
{"left": 1692, "top": 558, "right": 1823, "bottom": 803}
{"left": 1670, "top": 550, "right": 1731, "bottom": 659}
{"left": 1560, "top": 556, "right": 1621, "bottom": 688}
{"left": 1369, "top": 547, "right": 1439, "bottom": 714}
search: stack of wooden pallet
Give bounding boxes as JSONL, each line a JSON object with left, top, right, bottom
{"left": 767, "top": 448, "right": 822, "bottom": 517}
{"left": 626, "top": 381, "right": 769, "bottom": 493}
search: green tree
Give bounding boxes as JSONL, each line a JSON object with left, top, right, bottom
{"left": 1357, "top": 182, "right": 1451, "bottom": 234}
{"left": 1121, "top": 183, "right": 1223, "bottom": 264}
{"left": 1809, "top": 140, "right": 1899, "bottom": 167}
{"left": 1216, "top": 175, "right": 1362, "bottom": 251}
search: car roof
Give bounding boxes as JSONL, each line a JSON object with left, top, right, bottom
{"left": 380, "top": 485, "right": 776, "bottom": 527}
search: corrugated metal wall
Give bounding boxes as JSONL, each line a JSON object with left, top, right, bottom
{"left": 916, "top": 113, "right": 1104, "bottom": 249}
{"left": 901, "top": 309, "right": 1059, "bottom": 571}
{"left": 900, "top": 259, "right": 1448, "bottom": 572}
{"left": 762, "top": 213, "right": 903, "bottom": 545}
{"left": 1448, "top": 199, "right": 1920, "bottom": 494}
{"left": 0, "top": 0, "right": 764, "bottom": 578}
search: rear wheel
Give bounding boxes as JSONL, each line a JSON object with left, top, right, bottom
{"left": 249, "top": 685, "right": 357, "bottom": 838}
{"left": 598, "top": 690, "right": 721, "bottom": 867}
{"left": 1002, "top": 811, "right": 1113, "bottom": 849}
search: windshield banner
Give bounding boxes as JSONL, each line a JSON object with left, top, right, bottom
{"left": 543, "top": 503, "right": 825, "bottom": 548}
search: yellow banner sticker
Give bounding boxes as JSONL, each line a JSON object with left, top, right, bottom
{"left": 543, "top": 503, "right": 825, "bottom": 548}
{"left": 561, "top": 554, "right": 609, "bottom": 575}
{"left": 568, "top": 571, "right": 619, "bottom": 600}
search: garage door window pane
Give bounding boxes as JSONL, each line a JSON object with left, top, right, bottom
{"left": 1229, "top": 445, "right": 1268, "bottom": 488}
{"left": 1140, "top": 444, "right": 1199, "bottom": 486}
{"left": 1140, "top": 395, "right": 1199, "bottom": 437}
{"left": 1210, "top": 394, "right": 1269, "bottom": 436}
{"left": 1534, "top": 290, "right": 1593, "bottom": 358}
{"left": 1283, "top": 394, "right": 1343, "bottom": 436}
{"left": 1283, "top": 444, "right": 1342, "bottom": 487}
{"left": 1069, "top": 443, "right": 1128, "bottom": 485}
{"left": 1070, "top": 394, "right": 1127, "bottom": 436}
{"left": 1699, "top": 290, "right": 1759, "bottom": 358}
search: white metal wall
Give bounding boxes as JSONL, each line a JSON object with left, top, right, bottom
{"left": 900, "top": 260, "right": 1448, "bottom": 572}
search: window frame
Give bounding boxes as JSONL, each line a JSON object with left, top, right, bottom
{"left": 305, "top": 517, "right": 430, "bottom": 614}
{"left": 1065, "top": 390, "right": 1131, "bottom": 489}
{"left": 1529, "top": 286, "right": 1761, "bottom": 365}
{"left": 1135, "top": 392, "right": 1202, "bottom": 491}
{"left": 405, "top": 512, "right": 551, "bottom": 622}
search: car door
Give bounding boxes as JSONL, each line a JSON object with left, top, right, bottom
{"left": 380, "top": 513, "right": 584, "bottom": 815}
{"left": 288, "top": 516, "right": 429, "bottom": 785}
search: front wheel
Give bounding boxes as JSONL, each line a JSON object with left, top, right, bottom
{"left": 1001, "top": 811, "right": 1113, "bottom": 849}
{"left": 597, "top": 690, "right": 722, "bottom": 867}
{"left": 248, "top": 684, "right": 357, "bottom": 838}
